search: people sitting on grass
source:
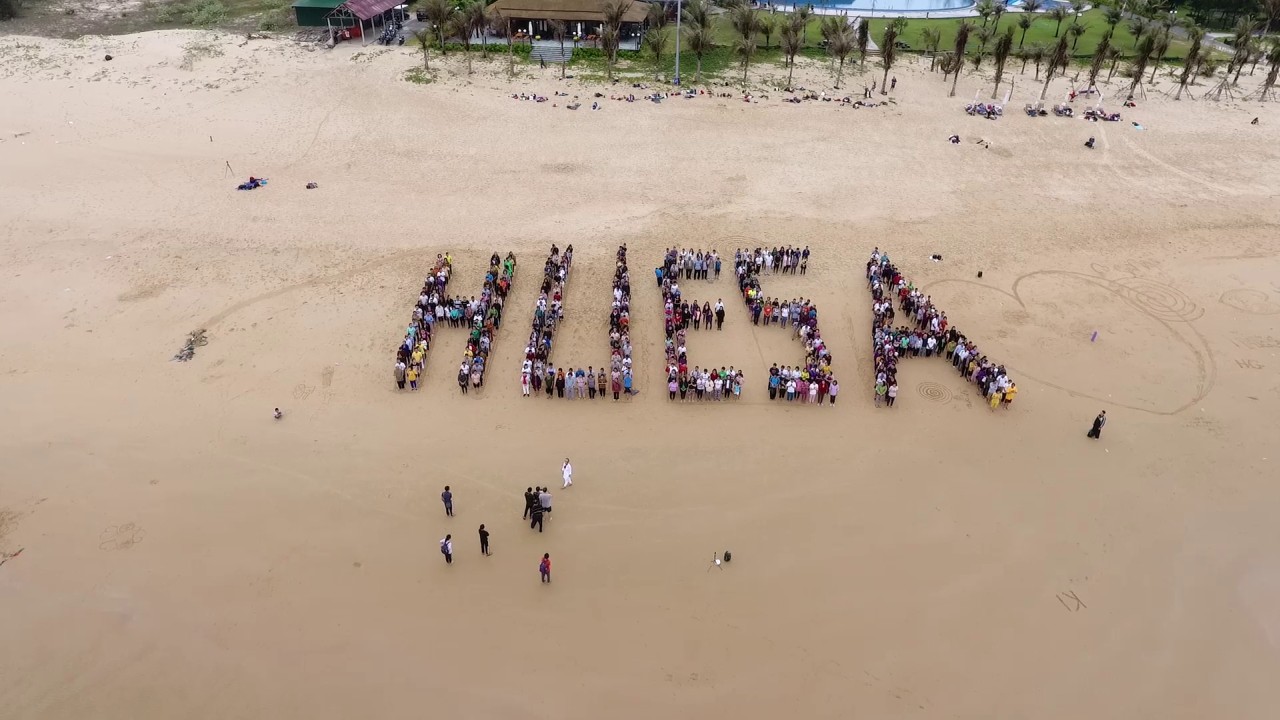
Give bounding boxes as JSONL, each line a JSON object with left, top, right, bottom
{"left": 866, "top": 248, "right": 1015, "bottom": 409}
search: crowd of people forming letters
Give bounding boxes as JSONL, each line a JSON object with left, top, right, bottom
{"left": 657, "top": 248, "right": 742, "bottom": 401}
{"left": 867, "top": 248, "right": 1017, "bottom": 409}
{"left": 391, "top": 251, "right": 516, "bottom": 393}
{"left": 734, "top": 246, "right": 838, "bottom": 405}
{"left": 521, "top": 244, "right": 635, "bottom": 400}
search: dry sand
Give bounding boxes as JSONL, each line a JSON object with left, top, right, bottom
{"left": 1, "top": 29, "right": 1279, "bottom": 719}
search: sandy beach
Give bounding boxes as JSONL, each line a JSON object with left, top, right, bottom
{"left": 1, "top": 29, "right": 1279, "bottom": 719}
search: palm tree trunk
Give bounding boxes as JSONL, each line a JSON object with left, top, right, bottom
{"left": 696, "top": 56, "right": 703, "bottom": 82}
{"left": 882, "top": 64, "right": 890, "bottom": 92}
{"left": 992, "top": 72, "right": 1002, "bottom": 99}
{"left": 1019, "top": 28, "right": 1028, "bottom": 48}
{"left": 787, "top": 58, "right": 794, "bottom": 87}
{"left": 949, "top": 65, "right": 961, "bottom": 96}
{"left": 742, "top": 58, "right": 749, "bottom": 87}
{"left": 836, "top": 58, "right": 844, "bottom": 89}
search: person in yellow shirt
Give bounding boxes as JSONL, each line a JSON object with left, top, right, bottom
{"left": 1001, "top": 383, "right": 1017, "bottom": 409}
{"left": 407, "top": 365, "right": 420, "bottom": 391}
{"left": 989, "top": 389, "right": 1002, "bottom": 410}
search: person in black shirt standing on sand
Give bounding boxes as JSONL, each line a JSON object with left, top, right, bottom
{"left": 523, "top": 487, "right": 536, "bottom": 520}
{"left": 1087, "top": 410, "right": 1107, "bottom": 439}
{"left": 530, "top": 489, "right": 545, "bottom": 533}
{"left": 479, "top": 524, "right": 491, "bottom": 556}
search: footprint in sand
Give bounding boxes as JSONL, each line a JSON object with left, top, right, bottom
{"left": 321, "top": 365, "right": 335, "bottom": 388}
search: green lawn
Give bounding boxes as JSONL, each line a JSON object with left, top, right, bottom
{"left": 866, "top": 9, "right": 1192, "bottom": 59}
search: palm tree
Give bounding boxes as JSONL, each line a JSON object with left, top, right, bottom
{"left": 1175, "top": 24, "right": 1204, "bottom": 99}
{"left": 819, "top": 15, "right": 841, "bottom": 70}
{"left": 647, "top": 0, "right": 667, "bottom": 30}
{"left": 949, "top": 20, "right": 973, "bottom": 97}
{"left": 1017, "top": 14, "right": 1034, "bottom": 49}
{"left": 601, "top": 0, "right": 632, "bottom": 83}
{"left": 758, "top": 15, "right": 777, "bottom": 49}
{"left": 976, "top": 24, "right": 996, "bottom": 55}
{"left": 549, "top": 19, "right": 568, "bottom": 79}
{"left": 1128, "top": 16, "right": 1150, "bottom": 53}
{"left": 1128, "top": 34, "right": 1155, "bottom": 98}
{"left": 686, "top": 22, "right": 713, "bottom": 82}
{"left": 1258, "top": 39, "right": 1280, "bottom": 99}
{"left": 448, "top": 14, "right": 472, "bottom": 73}
{"left": 644, "top": 26, "right": 668, "bottom": 81}
{"left": 1102, "top": 3, "right": 1122, "bottom": 30}
{"left": 1070, "top": 0, "right": 1087, "bottom": 16}
{"left": 856, "top": 17, "right": 870, "bottom": 67}
{"left": 1047, "top": 6, "right": 1070, "bottom": 37}
{"left": 992, "top": 2, "right": 1006, "bottom": 29}
{"left": 1028, "top": 42, "right": 1047, "bottom": 79}
{"left": 1067, "top": 22, "right": 1086, "bottom": 52}
{"left": 781, "top": 23, "right": 802, "bottom": 87}
{"left": 1106, "top": 44, "right": 1122, "bottom": 81}
{"left": 1149, "top": 28, "right": 1170, "bottom": 83}
{"left": 413, "top": 28, "right": 432, "bottom": 71}
{"left": 1022, "top": 0, "right": 1044, "bottom": 19}
{"left": 992, "top": 26, "right": 1014, "bottom": 98}
{"left": 464, "top": 1, "right": 488, "bottom": 59}
{"left": 976, "top": 0, "right": 995, "bottom": 28}
{"left": 880, "top": 23, "right": 900, "bottom": 93}
{"left": 921, "top": 26, "right": 942, "bottom": 71}
{"left": 422, "top": 0, "right": 456, "bottom": 56}
{"left": 1260, "top": 0, "right": 1280, "bottom": 34}
{"left": 828, "top": 24, "right": 855, "bottom": 88}
{"left": 1088, "top": 28, "right": 1111, "bottom": 87}
{"left": 1230, "top": 17, "right": 1258, "bottom": 85}
{"left": 1039, "top": 35, "right": 1069, "bottom": 100}
{"left": 729, "top": 4, "right": 760, "bottom": 87}
{"left": 795, "top": 4, "right": 813, "bottom": 48}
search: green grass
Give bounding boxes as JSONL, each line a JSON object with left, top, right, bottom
{"left": 866, "top": 9, "right": 1193, "bottom": 59}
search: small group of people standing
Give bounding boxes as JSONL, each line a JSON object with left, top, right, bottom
{"left": 767, "top": 364, "right": 840, "bottom": 404}
{"left": 523, "top": 485, "right": 555, "bottom": 532}
{"left": 395, "top": 253, "right": 453, "bottom": 390}
{"left": 667, "top": 366, "right": 745, "bottom": 402}
{"left": 867, "top": 248, "right": 1017, "bottom": 409}
{"left": 457, "top": 252, "right": 517, "bottom": 394}
{"left": 435, "top": 468, "right": 563, "bottom": 585}
{"left": 657, "top": 247, "right": 723, "bottom": 283}
{"left": 734, "top": 245, "right": 809, "bottom": 277}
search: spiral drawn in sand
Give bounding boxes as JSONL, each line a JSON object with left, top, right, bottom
{"left": 1113, "top": 278, "right": 1203, "bottom": 323}
{"left": 916, "top": 382, "right": 952, "bottom": 404}
{"left": 1220, "top": 289, "right": 1280, "bottom": 316}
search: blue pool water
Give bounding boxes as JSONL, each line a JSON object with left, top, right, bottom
{"left": 809, "top": 0, "right": 975, "bottom": 11}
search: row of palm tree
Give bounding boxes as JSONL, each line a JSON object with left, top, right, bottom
{"left": 404, "top": 0, "right": 1280, "bottom": 100}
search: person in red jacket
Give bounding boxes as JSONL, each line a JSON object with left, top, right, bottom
{"left": 539, "top": 553, "right": 552, "bottom": 583}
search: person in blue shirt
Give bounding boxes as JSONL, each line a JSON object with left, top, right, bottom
{"left": 441, "top": 486, "right": 454, "bottom": 517}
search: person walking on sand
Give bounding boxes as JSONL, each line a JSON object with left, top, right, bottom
{"left": 442, "top": 486, "right": 454, "bottom": 517}
{"left": 562, "top": 458, "right": 573, "bottom": 489}
{"left": 1087, "top": 410, "right": 1107, "bottom": 439}
{"left": 523, "top": 486, "right": 536, "bottom": 520}
{"left": 539, "top": 487, "right": 553, "bottom": 520}
{"left": 440, "top": 534, "right": 453, "bottom": 564}
{"left": 530, "top": 490, "right": 545, "bottom": 532}
{"left": 539, "top": 553, "right": 552, "bottom": 583}
{"left": 479, "top": 524, "right": 491, "bottom": 556}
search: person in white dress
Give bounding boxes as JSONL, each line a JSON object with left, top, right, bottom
{"left": 562, "top": 459, "right": 573, "bottom": 489}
